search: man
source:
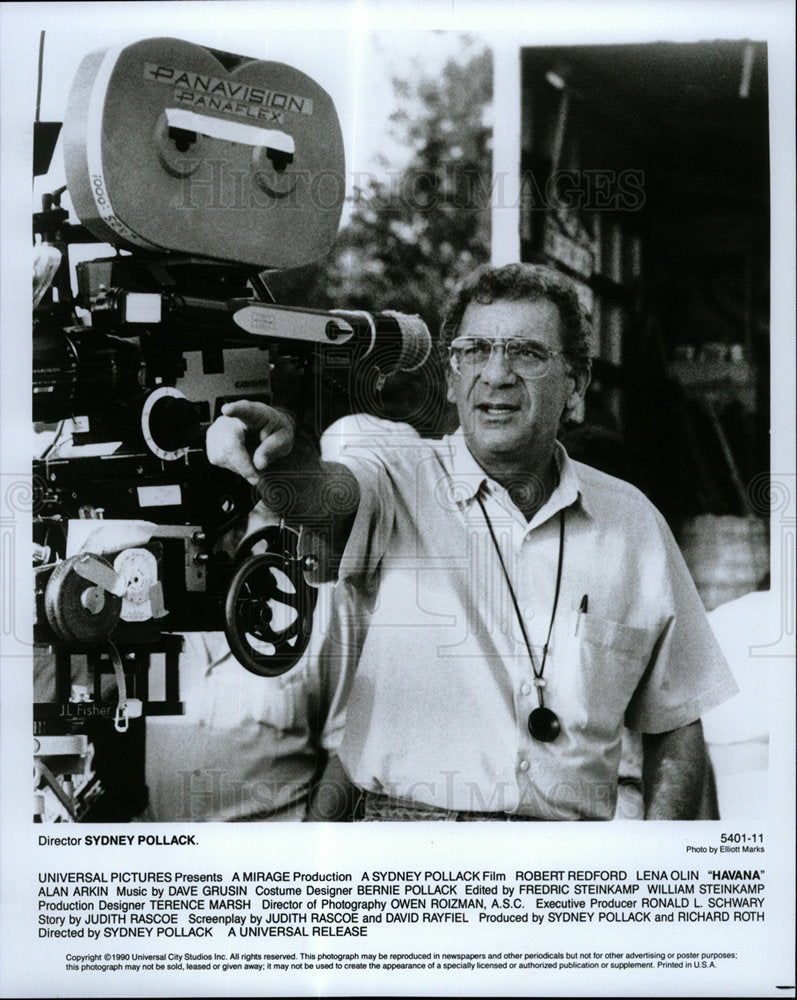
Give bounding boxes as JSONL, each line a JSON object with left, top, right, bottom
{"left": 207, "top": 263, "right": 737, "bottom": 820}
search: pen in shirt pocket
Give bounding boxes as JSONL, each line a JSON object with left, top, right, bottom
{"left": 575, "top": 594, "right": 588, "bottom": 635}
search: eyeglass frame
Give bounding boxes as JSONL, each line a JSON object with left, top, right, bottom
{"left": 448, "top": 336, "right": 569, "bottom": 380}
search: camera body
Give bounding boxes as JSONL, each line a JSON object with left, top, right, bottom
{"left": 33, "top": 37, "right": 433, "bottom": 820}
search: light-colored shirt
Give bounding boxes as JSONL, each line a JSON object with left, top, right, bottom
{"left": 144, "top": 585, "right": 347, "bottom": 822}
{"left": 703, "top": 590, "right": 776, "bottom": 820}
{"left": 331, "top": 427, "right": 738, "bottom": 820}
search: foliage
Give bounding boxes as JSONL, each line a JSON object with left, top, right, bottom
{"left": 271, "top": 38, "right": 493, "bottom": 338}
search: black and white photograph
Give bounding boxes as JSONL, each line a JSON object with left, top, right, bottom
{"left": 1, "top": 0, "right": 794, "bottom": 996}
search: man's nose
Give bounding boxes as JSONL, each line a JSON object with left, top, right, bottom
{"left": 481, "top": 343, "right": 517, "bottom": 383}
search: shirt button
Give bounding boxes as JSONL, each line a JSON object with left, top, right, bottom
{"left": 519, "top": 760, "right": 530, "bottom": 772}
{"left": 521, "top": 683, "right": 531, "bottom": 696}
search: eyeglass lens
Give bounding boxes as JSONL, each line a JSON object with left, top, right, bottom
{"left": 451, "top": 339, "right": 552, "bottom": 378}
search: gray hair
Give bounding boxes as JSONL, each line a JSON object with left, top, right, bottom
{"left": 439, "top": 263, "right": 592, "bottom": 383}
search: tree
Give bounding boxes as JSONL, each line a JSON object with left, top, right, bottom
{"left": 272, "top": 37, "right": 493, "bottom": 338}
{"left": 266, "top": 38, "right": 492, "bottom": 436}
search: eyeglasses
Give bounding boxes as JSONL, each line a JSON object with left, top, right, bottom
{"left": 449, "top": 337, "right": 566, "bottom": 380}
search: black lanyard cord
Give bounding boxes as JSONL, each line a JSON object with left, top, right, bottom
{"left": 476, "top": 487, "right": 565, "bottom": 706}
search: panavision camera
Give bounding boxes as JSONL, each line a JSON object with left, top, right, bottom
{"left": 33, "top": 37, "right": 434, "bottom": 820}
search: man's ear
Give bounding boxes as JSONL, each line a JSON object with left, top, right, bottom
{"left": 446, "top": 369, "right": 457, "bottom": 404}
{"left": 563, "top": 370, "right": 590, "bottom": 422}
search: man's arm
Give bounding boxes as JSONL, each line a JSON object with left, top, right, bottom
{"left": 642, "top": 719, "right": 714, "bottom": 819}
{"left": 206, "top": 401, "right": 359, "bottom": 579}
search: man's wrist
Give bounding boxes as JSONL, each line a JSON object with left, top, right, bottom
{"left": 255, "top": 425, "right": 321, "bottom": 519}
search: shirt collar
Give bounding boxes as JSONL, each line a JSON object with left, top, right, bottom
{"left": 445, "top": 427, "right": 591, "bottom": 523}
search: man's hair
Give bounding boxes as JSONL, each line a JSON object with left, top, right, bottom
{"left": 439, "top": 263, "right": 592, "bottom": 382}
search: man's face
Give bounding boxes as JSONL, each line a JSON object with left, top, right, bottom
{"left": 446, "top": 297, "right": 586, "bottom": 473}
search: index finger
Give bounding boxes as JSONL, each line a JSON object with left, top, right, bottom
{"left": 220, "top": 400, "right": 274, "bottom": 429}
{"left": 252, "top": 422, "right": 294, "bottom": 470}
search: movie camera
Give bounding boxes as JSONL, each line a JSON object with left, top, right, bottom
{"left": 32, "top": 37, "right": 434, "bottom": 820}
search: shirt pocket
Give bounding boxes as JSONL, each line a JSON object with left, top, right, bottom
{"left": 557, "top": 612, "right": 659, "bottom": 738}
{"left": 576, "top": 612, "right": 655, "bottom": 656}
